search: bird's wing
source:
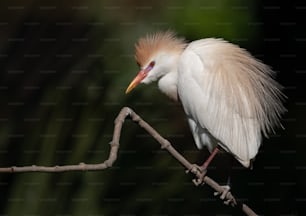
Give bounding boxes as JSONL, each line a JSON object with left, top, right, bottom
{"left": 178, "top": 39, "right": 285, "bottom": 165}
{"left": 187, "top": 117, "right": 217, "bottom": 152}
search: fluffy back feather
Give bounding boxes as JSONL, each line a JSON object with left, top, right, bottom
{"left": 188, "top": 38, "right": 286, "bottom": 137}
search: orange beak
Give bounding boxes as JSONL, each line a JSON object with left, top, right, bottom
{"left": 125, "top": 70, "right": 148, "bottom": 94}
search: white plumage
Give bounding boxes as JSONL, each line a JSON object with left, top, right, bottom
{"left": 126, "top": 31, "right": 285, "bottom": 168}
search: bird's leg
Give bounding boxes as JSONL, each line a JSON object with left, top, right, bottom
{"left": 213, "top": 156, "right": 236, "bottom": 206}
{"left": 200, "top": 147, "right": 219, "bottom": 171}
{"left": 186, "top": 147, "right": 220, "bottom": 186}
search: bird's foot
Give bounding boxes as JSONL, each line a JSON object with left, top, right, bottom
{"left": 186, "top": 164, "right": 207, "bottom": 186}
{"left": 214, "top": 185, "right": 237, "bottom": 206}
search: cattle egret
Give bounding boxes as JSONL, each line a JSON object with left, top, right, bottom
{"left": 126, "top": 31, "right": 285, "bottom": 169}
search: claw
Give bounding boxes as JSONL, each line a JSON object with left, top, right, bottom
{"left": 214, "top": 185, "right": 236, "bottom": 206}
{"left": 186, "top": 164, "right": 202, "bottom": 174}
{"left": 214, "top": 185, "right": 230, "bottom": 199}
{"left": 186, "top": 164, "right": 207, "bottom": 186}
{"left": 224, "top": 199, "right": 234, "bottom": 206}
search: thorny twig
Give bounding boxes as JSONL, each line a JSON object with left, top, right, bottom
{"left": 0, "top": 107, "right": 257, "bottom": 216}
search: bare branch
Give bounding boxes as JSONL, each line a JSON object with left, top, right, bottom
{"left": 0, "top": 107, "right": 131, "bottom": 173}
{"left": 0, "top": 107, "right": 258, "bottom": 215}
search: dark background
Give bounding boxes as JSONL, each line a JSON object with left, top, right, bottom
{"left": 0, "top": 0, "right": 305, "bottom": 215}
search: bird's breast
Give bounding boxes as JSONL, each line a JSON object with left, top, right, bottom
{"left": 158, "top": 71, "right": 179, "bottom": 101}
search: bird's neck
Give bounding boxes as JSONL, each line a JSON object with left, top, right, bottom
{"left": 158, "top": 69, "right": 178, "bottom": 101}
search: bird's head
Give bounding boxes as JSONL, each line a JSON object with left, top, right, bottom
{"left": 125, "top": 31, "right": 186, "bottom": 94}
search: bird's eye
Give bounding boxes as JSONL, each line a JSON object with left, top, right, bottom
{"left": 147, "top": 61, "right": 155, "bottom": 70}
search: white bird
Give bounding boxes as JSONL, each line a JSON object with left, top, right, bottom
{"left": 126, "top": 31, "right": 285, "bottom": 169}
